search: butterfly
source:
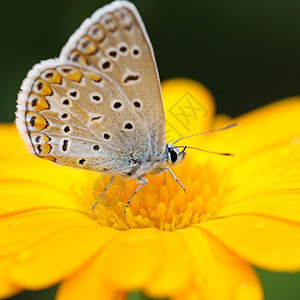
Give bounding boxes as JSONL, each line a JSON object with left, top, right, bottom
{"left": 16, "top": 1, "right": 235, "bottom": 212}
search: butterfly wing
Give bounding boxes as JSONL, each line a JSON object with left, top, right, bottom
{"left": 16, "top": 60, "right": 150, "bottom": 173}
{"left": 16, "top": 1, "right": 165, "bottom": 174}
{"left": 60, "top": 1, "right": 166, "bottom": 156}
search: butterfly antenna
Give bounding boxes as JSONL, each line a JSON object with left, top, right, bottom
{"left": 173, "top": 123, "right": 237, "bottom": 145}
{"left": 173, "top": 145, "right": 234, "bottom": 156}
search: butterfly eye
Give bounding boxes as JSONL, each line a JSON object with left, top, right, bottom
{"left": 169, "top": 148, "right": 178, "bottom": 163}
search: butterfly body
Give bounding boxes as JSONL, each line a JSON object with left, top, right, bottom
{"left": 122, "top": 144, "right": 185, "bottom": 179}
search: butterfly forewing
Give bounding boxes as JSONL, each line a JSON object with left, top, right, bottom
{"left": 61, "top": 1, "right": 166, "bottom": 156}
{"left": 16, "top": 1, "right": 166, "bottom": 174}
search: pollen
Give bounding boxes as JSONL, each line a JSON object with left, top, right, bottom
{"left": 89, "top": 159, "right": 231, "bottom": 231}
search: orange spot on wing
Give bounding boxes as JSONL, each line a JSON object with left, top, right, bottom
{"left": 88, "top": 73, "right": 102, "bottom": 83}
{"left": 34, "top": 115, "right": 48, "bottom": 131}
{"left": 42, "top": 135, "right": 51, "bottom": 142}
{"left": 34, "top": 79, "right": 53, "bottom": 96}
{"left": 68, "top": 50, "right": 88, "bottom": 66}
{"left": 66, "top": 69, "right": 83, "bottom": 83}
{"left": 78, "top": 35, "right": 98, "bottom": 55}
{"left": 44, "top": 69, "right": 62, "bottom": 84}
{"left": 26, "top": 113, "right": 48, "bottom": 131}
{"left": 40, "top": 143, "right": 52, "bottom": 155}
{"left": 44, "top": 155, "right": 56, "bottom": 162}
{"left": 28, "top": 93, "right": 50, "bottom": 112}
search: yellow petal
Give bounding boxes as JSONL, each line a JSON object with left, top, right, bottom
{"left": 201, "top": 97, "right": 300, "bottom": 169}
{"left": 198, "top": 215, "right": 300, "bottom": 271}
{"left": 8, "top": 219, "right": 118, "bottom": 289}
{"left": 100, "top": 228, "right": 160, "bottom": 290}
{"left": 176, "top": 228, "right": 262, "bottom": 300}
{"left": 162, "top": 79, "right": 215, "bottom": 143}
{"left": 0, "top": 257, "right": 22, "bottom": 299}
{"left": 56, "top": 253, "right": 126, "bottom": 300}
{"left": 0, "top": 210, "right": 96, "bottom": 257}
{"left": 226, "top": 135, "right": 300, "bottom": 202}
{"left": 217, "top": 190, "right": 300, "bottom": 224}
{"left": 0, "top": 124, "right": 26, "bottom": 157}
{"left": 0, "top": 179, "right": 89, "bottom": 214}
{"left": 0, "top": 125, "right": 98, "bottom": 214}
{"left": 144, "top": 231, "right": 191, "bottom": 297}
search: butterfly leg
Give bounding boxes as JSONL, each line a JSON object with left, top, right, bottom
{"left": 124, "top": 176, "right": 148, "bottom": 213}
{"left": 164, "top": 167, "right": 186, "bottom": 193}
{"left": 92, "top": 172, "right": 121, "bottom": 211}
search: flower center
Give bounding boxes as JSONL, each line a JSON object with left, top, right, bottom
{"left": 88, "top": 158, "right": 231, "bottom": 231}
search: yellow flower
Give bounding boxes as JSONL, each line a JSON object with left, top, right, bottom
{"left": 1, "top": 79, "right": 300, "bottom": 300}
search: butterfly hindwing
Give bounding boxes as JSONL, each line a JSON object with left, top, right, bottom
{"left": 16, "top": 59, "right": 149, "bottom": 173}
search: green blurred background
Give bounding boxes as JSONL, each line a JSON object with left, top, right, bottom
{"left": 1, "top": 0, "right": 299, "bottom": 299}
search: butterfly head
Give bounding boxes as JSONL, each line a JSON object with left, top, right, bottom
{"left": 166, "top": 143, "right": 186, "bottom": 166}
